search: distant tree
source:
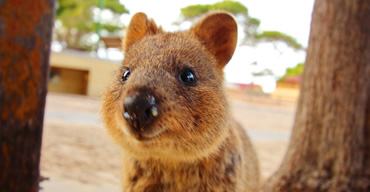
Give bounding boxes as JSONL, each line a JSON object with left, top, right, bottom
{"left": 180, "top": 0, "right": 304, "bottom": 50}
{"left": 255, "top": 31, "right": 304, "bottom": 50}
{"left": 278, "top": 63, "right": 304, "bottom": 82}
{"left": 55, "top": 0, "right": 129, "bottom": 50}
{"left": 181, "top": 0, "right": 305, "bottom": 84}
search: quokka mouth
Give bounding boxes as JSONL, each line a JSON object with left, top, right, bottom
{"left": 133, "top": 126, "right": 167, "bottom": 142}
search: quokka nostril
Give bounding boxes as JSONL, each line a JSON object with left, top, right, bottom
{"left": 144, "top": 105, "right": 158, "bottom": 120}
{"left": 144, "top": 108, "right": 151, "bottom": 119}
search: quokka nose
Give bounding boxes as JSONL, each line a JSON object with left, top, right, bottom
{"left": 123, "top": 95, "right": 158, "bottom": 131}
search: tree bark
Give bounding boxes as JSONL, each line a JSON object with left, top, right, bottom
{"left": 0, "top": 0, "right": 55, "bottom": 191}
{"left": 264, "top": 0, "right": 370, "bottom": 191}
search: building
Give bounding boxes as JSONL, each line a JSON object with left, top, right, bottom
{"left": 48, "top": 50, "right": 120, "bottom": 97}
{"left": 271, "top": 75, "right": 301, "bottom": 101}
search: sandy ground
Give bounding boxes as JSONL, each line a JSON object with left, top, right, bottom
{"left": 40, "top": 91, "right": 296, "bottom": 191}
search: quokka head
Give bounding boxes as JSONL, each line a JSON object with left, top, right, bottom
{"left": 102, "top": 12, "right": 237, "bottom": 162}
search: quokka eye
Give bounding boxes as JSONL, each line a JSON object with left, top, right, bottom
{"left": 120, "top": 68, "right": 131, "bottom": 83}
{"left": 179, "top": 67, "right": 197, "bottom": 86}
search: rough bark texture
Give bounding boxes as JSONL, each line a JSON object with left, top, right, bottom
{"left": 0, "top": 0, "right": 55, "bottom": 191}
{"left": 264, "top": 0, "right": 370, "bottom": 191}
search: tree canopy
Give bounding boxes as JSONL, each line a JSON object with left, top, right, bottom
{"left": 180, "top": 0, "right": 304, "bottom": 51}
{"left": 56, "top": 0, "right": 128, "bottom": 33}
{"left": 55, "top": 0, "right": 129, "bottom": 50}
{"left": 278, "top": 63, "right": 304, "bottom": 81}
{"left": 181, "top": 0, "right": 248, "bottom": 19}
{"left": 255, "top": 31, "right": 304, "bottom": 50}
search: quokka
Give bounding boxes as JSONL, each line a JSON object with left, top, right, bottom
{"left": 102, "top": 11, "right": 260, "bottom": 191}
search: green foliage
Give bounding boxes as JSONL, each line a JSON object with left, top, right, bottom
{"left": 279, "top": 63, "right": 304, "bottom": 81}
{"left": 181, "top": 0, "right": 248, "bottom": 19}
{"left": 100, "top": 24, "right": 122, "bottom": 32}
{"left": 56, "top": 0, "right": 129, "bottom": 33}
{"left": 212, "top": 0, "right": 248, "bottom": 14}
{"left": 55, "top": 0, "right": 129, "bottom": 50}
{"left": 180, "top": 0, "right": 304, "bottom": 50}
{"left": 103, "top": 1, "right": 129, "bottom": 14}
{"left": 181, "top": 5, "right": 212, "bottom": 19}
{"left": 181, "top": 0, "right": 261, "bottom": 45}
{"left": 248, "top": 17, "right": 261, "bottom": 26}
{"left": 255, "top": 31, "right": 304, "bottom": 50}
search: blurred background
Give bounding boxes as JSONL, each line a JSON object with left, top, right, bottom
{"left": 41, "top": 0, "right": 314, "bottom": 191}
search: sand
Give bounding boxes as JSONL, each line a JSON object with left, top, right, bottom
{"left": 40, "top": 91, "right": 296, "bottom": 191}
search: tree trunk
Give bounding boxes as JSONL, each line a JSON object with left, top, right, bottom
{"left": 0, "top": 0, "right": 55, "bottom": 191}
{"left": 264, "top": 0, "right": 370, "bottom": 191}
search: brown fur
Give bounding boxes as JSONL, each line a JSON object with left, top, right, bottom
{"left": 102, "top": 12, "right": 260, "bottom": 191}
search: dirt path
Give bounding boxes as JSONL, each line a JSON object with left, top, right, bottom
{"left": 40, "top": 92, "right": 296, "bottom": 191}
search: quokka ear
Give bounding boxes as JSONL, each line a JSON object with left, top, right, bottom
{"left": 191, "top": 12, "right": 237, "bottom": 68}
{"left": 123, "top": 12, "right": 161, "bottom": 51}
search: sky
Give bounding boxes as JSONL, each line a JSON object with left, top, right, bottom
{"left": 116, "top": 0, "right": 315, "bottom": 93}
